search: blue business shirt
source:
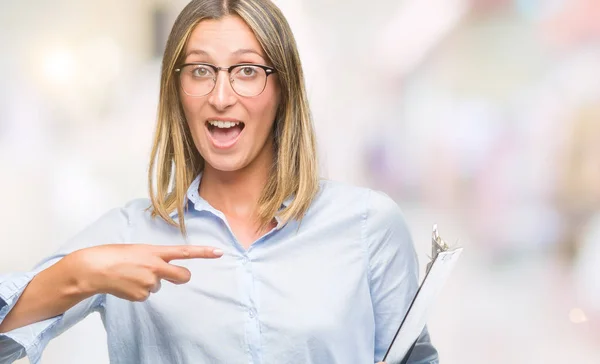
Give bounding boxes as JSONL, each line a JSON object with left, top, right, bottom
{"left": 0, "top": 175, "right": 438, "bottom": 364}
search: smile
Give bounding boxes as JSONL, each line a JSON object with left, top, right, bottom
{"left": 205, "top": 119, "right": 246, "bottom": 149}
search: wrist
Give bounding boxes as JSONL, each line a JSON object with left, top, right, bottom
{"left": 61, "top": 250, "right": 101, "bottom": 297}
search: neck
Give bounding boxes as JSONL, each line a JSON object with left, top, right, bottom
{"left": 199, "top": 142, "right": 273, "bottom": 219}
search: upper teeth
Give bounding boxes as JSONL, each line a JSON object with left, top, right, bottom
{"left": 208, "top": 120, "right": 241, "bottom": 128}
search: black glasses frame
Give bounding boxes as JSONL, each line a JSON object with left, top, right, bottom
{"left": 174, "top": 62, "right": 277, "bottom": 97}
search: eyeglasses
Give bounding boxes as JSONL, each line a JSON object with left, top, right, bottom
{"left": 175, "top": 62, "right": 277, "bottom": 97}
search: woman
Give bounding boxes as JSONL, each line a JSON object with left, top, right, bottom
{"left": 0, "top": 0, "right": 439, "bottom": 363}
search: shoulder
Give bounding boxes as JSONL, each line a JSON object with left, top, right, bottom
{"left": 90, "top": 198, "right": 153, "bottom": 228}
{"left": 322, "top": 180, "right": 412, "bottom": 246}
{"left": 365, "top": 189, "right": 407, "bottom": 233}
{"left": 315, "top": 179, "right": 371, "bottom": 207}
{"left": 121, "top": 198, "right": 153, "bottom": 217}
{"left": 57, "top": 198, "right": 154, "bottom": 252}
{"left": 316, "top": 179, "right": 404, "bottom": 223}
{"left": 311, "top": 179, "right": 410, "bottom": 239}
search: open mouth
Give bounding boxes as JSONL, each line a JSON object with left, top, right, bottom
{"left": 205, "top": 120, "right": 246, "bottom": 148}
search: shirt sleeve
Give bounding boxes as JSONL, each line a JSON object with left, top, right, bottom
{"left": 0, "top": 206, "right": 133, "bottom": 364}
{"left": 364, "top": 189, "right": 439, "bottom": 364}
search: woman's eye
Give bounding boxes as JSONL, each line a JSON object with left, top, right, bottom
{"left": 240, "top": 67, "right": 256, "bottom": 77}
{"left": 192, "top": 67, "right": 211, "bottom": 77}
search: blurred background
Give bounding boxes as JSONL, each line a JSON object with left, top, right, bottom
{"left": 1, "top": 0, "right": 599, "bottom": 363}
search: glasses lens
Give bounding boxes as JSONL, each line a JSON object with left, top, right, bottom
{"left": 230, "top": 65, "right": 267, "bottom": 97}
{"left": 179, "top": 65, "right": 216, "bottom": 96}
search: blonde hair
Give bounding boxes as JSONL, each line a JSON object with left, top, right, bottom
{"left": 148, "top": 0, "right": 319, "bottom": 235}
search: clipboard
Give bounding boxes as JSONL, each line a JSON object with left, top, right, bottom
{"left": 382, "top": 224, "right": 463, "bottom": 364}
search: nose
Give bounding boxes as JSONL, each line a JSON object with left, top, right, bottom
{"left": 208, "top": 71, "right": 237, "bottom": 111}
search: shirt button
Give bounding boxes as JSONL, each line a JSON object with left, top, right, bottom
{"left": 242, "top": 256, "right": 249, "bottom": 265}
{"left": 249, "top": 309, "right": 256, "bottom": 318}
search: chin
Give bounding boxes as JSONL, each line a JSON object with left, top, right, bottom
{"left": 204, "top": 155, "right": 247, "bottom": 173}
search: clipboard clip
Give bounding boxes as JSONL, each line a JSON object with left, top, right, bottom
{"left": 427, "top": 224, "right": 449, "bottom": 273}
{"left": 431, "top": 224, "right": 449, "bottom": 258}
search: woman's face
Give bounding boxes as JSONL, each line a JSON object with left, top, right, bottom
{"left": 179, "top": 15, "right": 281, "bottom": 173}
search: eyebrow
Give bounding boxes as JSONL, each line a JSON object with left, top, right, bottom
{"left": 185, "top": 48, "right": 265, "bottom": 60}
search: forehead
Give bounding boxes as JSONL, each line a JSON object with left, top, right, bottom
{"left": 184, "top": 15, "right": 266, "bottom": 60}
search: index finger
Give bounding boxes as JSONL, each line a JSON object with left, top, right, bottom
{"left": 152, "top": 245, "right": 224, "bottom": 262}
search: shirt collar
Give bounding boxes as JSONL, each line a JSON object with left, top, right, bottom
{"left": 169, "top": 173, "right": 294, "bottom": 218}
{"left": 168, "top": 173, "right": 206, "bottom": 218}
{"left": 281, "top": 194, "right": 294, "bottom": 209}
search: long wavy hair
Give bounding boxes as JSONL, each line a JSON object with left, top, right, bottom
{"left": 148, "top": 0, "right": 319, "bottom": 235}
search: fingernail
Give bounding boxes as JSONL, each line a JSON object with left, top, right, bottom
{"left": 213, "top": 249, "right": 224, "bottom": 256}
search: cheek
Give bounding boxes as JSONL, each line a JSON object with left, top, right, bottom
{"left": 180, "top": 95, "right": 199, "bottom": 120}
{"left": 247, "top": 90, "right": 280, "bottom": 131}
{"left": 180, "top": 97, "right": 207, "bottom": 147}
{"left": 249, "top": 102, "right": 277, "bottom": 129}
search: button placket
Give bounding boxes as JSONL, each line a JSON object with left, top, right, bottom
{"left": 238, "top": 250, "right": 261, "bottom": 363}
